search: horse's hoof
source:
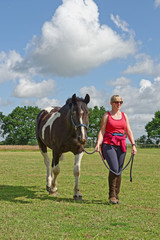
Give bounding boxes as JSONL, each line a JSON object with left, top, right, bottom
{"left": 73, "top": 195, "right": 82, "bottom": 201}
{"left": 46, "top": 185, "right": 51, "bottom": 192}
{"left": 49, "top": 189, "right": 58, "bottom": 196}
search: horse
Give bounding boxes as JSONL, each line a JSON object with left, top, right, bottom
{"left": 36, "top": 93, "right": 90, "bottom": 200}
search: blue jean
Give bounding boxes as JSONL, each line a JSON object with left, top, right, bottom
{"left": 102, "top": 144, "right": 126, "bottom": 174}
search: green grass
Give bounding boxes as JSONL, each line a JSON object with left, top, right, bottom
{"left": 0, "top": 148, "right": 159, "bottom": 239}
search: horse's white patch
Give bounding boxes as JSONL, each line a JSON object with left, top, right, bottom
{"left": 75, "top": 152, "right": 84, "bottom": 169}
{"left": 74, "top": 152, "right": 84, "bottom": 196}
{"left": 80, "top": 115, "right": 85, "bottom": 140}
{"left": 40, "top": 149, "right": 52, "bottom": 187}
{"left": 42, "top": 112, "right": 61, "bottom": 139}
{"left": 44, "top": 107, "right": 54, "bottom": 113}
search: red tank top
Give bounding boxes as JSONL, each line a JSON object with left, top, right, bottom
{"left": 103, "top": 112, "right": 127, "bottom": 146}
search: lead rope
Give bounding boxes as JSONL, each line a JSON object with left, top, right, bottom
{"left": 82, "top": 147, "right": 134, "bottom": 182}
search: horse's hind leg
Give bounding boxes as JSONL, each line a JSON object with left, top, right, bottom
{"left": 50, "top": 149, "right": 60, "bottom": 195}
{"left": 73, "top": 152, "right": 84, "bottom": 200}
{"left": 40, "top": 150, "right": 53, "bottom": 192}
{"left": 37, "top": 139, "right": 52, "bottom": 192}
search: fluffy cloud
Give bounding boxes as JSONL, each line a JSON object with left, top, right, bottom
{"left": 12, "top": 78, "right": 56, "bottom": 98}
{"left": 124, "top": 54, "right": 160, "bottom": 76}
{"left": 15, "top": 0, "right": 136, "bottom": 77}
{"left": 108, "top": 76, "right": 131, "bottom": 86}
{"left": 0, "top": 51, "right": 23, "bottom": 84}
{"left": 154, "top": 76, "right": 160, "bottom": 82}
{"left": 36, "top": 97, "right": 60, "bottom": 109}
{"left": 154, "top": 0, "right": 160, "bottom": 8}
{"left": 78, "top": 78, "right": 160, "bottom": 139}
{"left": 79, "top": 85, "right": 106, "bottom": 108}
{"left": 20, "top": 97, "right": 60, "bottom": 110}
{"left": 0, "top": 0, "right": 138, "bottom": 112}
{"left": 108, "top": 76, "right": 160, "bottom": 138}
{"left": 110, "top": 14, "right": 135, "bottom": 36}
{"left": 110, "top": 77, "right": 160, "bottom": 115}
{"left": 139, "top": 79, "right": 152, "bottom": 92}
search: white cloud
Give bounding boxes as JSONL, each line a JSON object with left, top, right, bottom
{"left": 12, "top": 78, "right": 56, "bottom": 98}
{"left": 78, "top": 79, "right": 160, "bottom": 139}
{"left": 139, "top": 79, "right": 152, "bottom": 92}
{"left": 0, "top": 51, "right": 23, "bottom": 84}
{"left": 110, "top": 14, "right": 135, "bottom": 36}
{"left": 79, "top": 85, "right": 106, "bottom": 108}
{"left": 107, "top": 76, "right": 131, "bottom": 86}
{"left": 109, "top": 76, "right": 160, "bottom": 139}
{"left": 0, "top": 0, "right": 138, "bottom": 112}
{"left": 111, "top": 77, "right": 160, "bottom": 115}
{"left": 124, "top": 54, "right": 160, "bottom": 76}
{"left": 154, "top": 0, "right": 160, "bottom": 8}
{"left": 20, "top": 97, "right": 60, "bottom": 110}
{"left": 36, "top": 97, "right": 60, "bottom": 109}
{"left": 14, "top": 0, "right": 136, "bottom": 77}
{"left": 154, "top": 76, "right": 160, "bottom": 82}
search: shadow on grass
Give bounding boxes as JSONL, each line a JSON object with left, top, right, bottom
{"left": 0, "top": 185, "right": 109, "bottom": 205}
{"left": 40, "top": 195, "right": 110, "bottom": 205}
{"left": 0, "top": 185, "right": 38, "bottom": 204}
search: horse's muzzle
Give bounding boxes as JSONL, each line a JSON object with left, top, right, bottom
{"left": 78, "top": 137, "right": 86, "bottom": 145}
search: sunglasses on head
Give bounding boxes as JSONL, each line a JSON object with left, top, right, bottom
{"left": 113, "top": 101, "right": 123, "bottom": 104}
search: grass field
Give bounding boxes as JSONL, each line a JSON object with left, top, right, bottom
{"left": 0, "top": 147, "right": 159, "bottom": 240}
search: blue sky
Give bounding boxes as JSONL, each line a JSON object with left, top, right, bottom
{"left": 0, "top": 0, "right": 160, "bottom": 139}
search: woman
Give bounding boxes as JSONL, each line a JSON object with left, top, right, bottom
{"left": 95, "top": 95, "right": 137, "bottom": 204}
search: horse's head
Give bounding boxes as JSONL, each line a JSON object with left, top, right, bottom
{"left": 69, "top": 94, "right": 90, "bottom": 145}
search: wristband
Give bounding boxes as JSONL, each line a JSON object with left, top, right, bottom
{"left": 132, "top": 143, "right": 136, "bottom": 147}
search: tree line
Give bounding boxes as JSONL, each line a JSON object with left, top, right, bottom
{"left": 136, "top": 111, "right": 160, "bottom": 146}
{"left": 0, "top": 106, "right": 160, "bottom": 146}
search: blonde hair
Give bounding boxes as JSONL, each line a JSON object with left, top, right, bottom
{"left": 110, "top": 95, "right": 123, "bottom": 103}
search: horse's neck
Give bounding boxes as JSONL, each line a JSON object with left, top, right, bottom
{"left": 60, "top": 106, "right": 72, "bottom": 124}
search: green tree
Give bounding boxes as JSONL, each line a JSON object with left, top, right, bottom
{"left": 136, "top": 135, "right": 153, "bottom": 147}
{"left": 145, "top": 111, "right": 160, "bottom": 144}
{"left": 0, "top": 106, "right": 41, "bottom": 145}
{"left": 88, "top": 106, "right": 106, "bottom": 146}
{"left": 136, "top": 135, "right": 147, "bottom": 145}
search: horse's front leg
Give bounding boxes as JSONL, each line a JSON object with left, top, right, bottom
{"left": 73, "top": 152, "right": 84, "bottom": 200}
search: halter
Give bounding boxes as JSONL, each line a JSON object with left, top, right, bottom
{"left": 71, "top": 112, "right": 89, "bottom": 130}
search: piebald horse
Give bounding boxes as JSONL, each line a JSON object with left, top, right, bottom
{"left": 36, "top": 94, "right": 90, "bottom": 200}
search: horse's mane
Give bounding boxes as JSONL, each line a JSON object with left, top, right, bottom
{"left": 66, "top": 97, "right": 85, "bottom": 104}
{"left": 65, "top": 96, "right": 89, "bottom": 114}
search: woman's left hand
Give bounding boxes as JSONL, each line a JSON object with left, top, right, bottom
{"left": 132, "top": 145, "right": 137, "bottom": 155}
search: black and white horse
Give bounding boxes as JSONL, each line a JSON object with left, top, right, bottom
{"left": 36, "top": 94, "right": 90, "bottom": 200}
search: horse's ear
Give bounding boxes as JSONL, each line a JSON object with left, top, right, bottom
{"left": 72, "top": 94, "right": 77, "bottom": 104}
{"left": 84, "top": 94, "right": 90, "bottom": 104}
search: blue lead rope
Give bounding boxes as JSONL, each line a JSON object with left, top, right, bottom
{"left": 82, "top": 147, "right": 134, "bottom": 182}
{"left": 98, "top": 150, "right": 134, "bottom": 182}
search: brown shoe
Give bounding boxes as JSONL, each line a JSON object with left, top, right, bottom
{"left": 109, "top": 196, "right": 118, "bottom": 204}
{"left": 116, "top": 175, "right": 122, "bottom": 204}
{"left": 116, "top": 200, "right": 121, "bottom": 204}
{"left": 108, "top": 172, "right": 118, "bottom": 204}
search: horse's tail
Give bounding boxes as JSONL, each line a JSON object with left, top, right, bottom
{"left": 35, "top": 110, "right": 46, "bottom": 140}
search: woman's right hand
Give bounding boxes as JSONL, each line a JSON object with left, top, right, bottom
{"left": 132, "top": 145, "right": 137, "bottom": 155}
{"left": 94, "top": 114, "right": 107, "bottom": 153}
{"left": 95, "top": 144, "right": 100, "bottom": 152}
